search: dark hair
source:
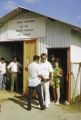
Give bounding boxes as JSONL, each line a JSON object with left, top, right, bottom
{"left": 40, "top": 53, "right": 47, "bottom": 58}
{"left": 13, "top": 56, "right": 17, "bottom": 60}
{"left": 33, "top": 55, "right": 40, "bottom": 61}
{"left": 49, "top": 55, "right": 55, "bottom": 62}
{"left": 1, "top": 57, "right": 5, "bottom": 61}
{"left": 54, "top": 58, "right": 61, "bottom": 67}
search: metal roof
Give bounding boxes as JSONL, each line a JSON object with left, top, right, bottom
{"left": 0, "top": 6, "right": 81, "bottom": 32}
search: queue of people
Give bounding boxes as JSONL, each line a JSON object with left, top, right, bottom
{"left": 0, "top": 53, "right": 65, "bottom": 111}
{"left": 27, "top": 53, "right": 65, "bottom": 111}
{"left": 0, "top": 56, "right": 22, "bottom": 92}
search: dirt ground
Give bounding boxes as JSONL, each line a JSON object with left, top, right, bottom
{"left": 0, "top": 90, "right": 81, "bottom": 120}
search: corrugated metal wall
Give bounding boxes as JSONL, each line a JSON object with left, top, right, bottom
{"left": 39, "top": 19, "right": 81, "bottom": 54}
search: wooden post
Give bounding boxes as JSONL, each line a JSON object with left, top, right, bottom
{"left": 23, "top": 39, "right": 38, "bottom": 96}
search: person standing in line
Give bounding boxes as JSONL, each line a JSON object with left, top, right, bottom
{"left": 52, "top": 60, "right": 63, "bottom": 105}
{"left": 49, "top": 55, "right": 55, "bottom": 68}
{"left": 7, "top": 57, "right": 22, "bottom": 92}
{"left": 0, "top": 57, "right": 6, "bottom": 90}
{"left": 27, "top": 55, "right": 45, "bottom": 111}
{"left": 49, "top": 55, "right": 56, "bottom": 101}
{"left": 39, "top": 53, "right": 53, "bottom": 108}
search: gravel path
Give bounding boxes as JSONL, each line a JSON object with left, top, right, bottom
{"left": 0, "top": 90, "right": 81, "bottom": 120}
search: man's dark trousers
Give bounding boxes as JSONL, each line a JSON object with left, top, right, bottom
{"left": 27, "top": 84, "right": 44, "bottom": 109}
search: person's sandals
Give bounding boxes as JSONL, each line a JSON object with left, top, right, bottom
{"left": 55, "top": 102, "right": 61, "bottom": 105}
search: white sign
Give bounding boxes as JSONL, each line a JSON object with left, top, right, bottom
{"left": 8, "top": 17, "right": 46, "bottom": 39}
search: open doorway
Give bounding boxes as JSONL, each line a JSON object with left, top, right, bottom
{"left": 48, "top": 48, "right": 68, "bottom": 102}
{"left": 0, "top": 41, "right": 23, "bottom": 93}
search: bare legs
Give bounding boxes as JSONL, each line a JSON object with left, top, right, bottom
{"left": 55, "top": 87, "right": 60, "bottom": 105}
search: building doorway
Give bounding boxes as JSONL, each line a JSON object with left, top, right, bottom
{"left": 0, "top": 41, "right": 23, "bottom": 93}
{"left": 48, "top": 48, "right": 70, "bottom": 102}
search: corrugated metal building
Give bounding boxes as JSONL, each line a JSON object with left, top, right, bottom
{"left": 0, "top": 7, "right": 81, "bottom": 102}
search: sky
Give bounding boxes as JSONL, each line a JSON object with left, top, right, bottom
{"left": 0, "top": 0, "right": 81, "bottom": 27}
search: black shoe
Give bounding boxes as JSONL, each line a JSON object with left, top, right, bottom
{"left": 41, "top": 106, "right": 45, "bottom": 110}
{"left": 27, "top": 107, "right": 31, "bottom": 111}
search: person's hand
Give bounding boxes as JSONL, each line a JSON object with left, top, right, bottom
{"left": 42, "top": 77, "right": 46, "bottom": 82}
{"left": 57, "top": 73, "right": 61, "bottom": 77}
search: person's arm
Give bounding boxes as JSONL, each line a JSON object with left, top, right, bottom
{"left": 7, "top": 63, "right": 12, "bottom": 73}
{"left": 7, "top": 68, "right": 11, "bottom": 73}
{"left": 49, "top": 72, "right": 53, "bottom": 81}
{"left": 57, "top": 68, "right": 63, "bottom": 77}
{"left": 38, "top": 74, "right": 46, "bottom": 81}
{"left": 49, "top": 62, "right": 53, "bottom": 80}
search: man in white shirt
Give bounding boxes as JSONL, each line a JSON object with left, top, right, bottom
{"left": 39, "top": 53, "right": 53, "bottom": 108}
{"left": 27, "top": 55, "right": 45, "bottom": 111}
{"left": 7, "top": 57, "right": 22, "bottom": 92}
{"left": 0, "top": 58, "right": 6, "bottom": 90}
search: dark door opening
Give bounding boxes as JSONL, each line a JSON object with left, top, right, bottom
{"left": 48, "top": 48, "right": 68, "bottom": 102}
{"left": 12, "top": 42, "right": 23, "bottom": 93}
{"left": 0, "top": 41, "right": 23, "bottom": 93}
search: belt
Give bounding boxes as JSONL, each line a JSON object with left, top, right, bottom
{"left": 11, "top": 72, "right": 18, "bottom": 73}
{"left": 41, "top": 79, "right": 50, "bottom": 82}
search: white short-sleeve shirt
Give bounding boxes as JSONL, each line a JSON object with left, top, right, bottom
{"left": 7, "top": 62, "right": 22, "bottom": 72}
{"left": 39, "top": 61, "right": 53, "bottom": 79}
{"left": 0, "top": 62, "right": 6, "bottom": 74}
{"left": 28, "top": 62, "right": 41, "bottom": 87}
